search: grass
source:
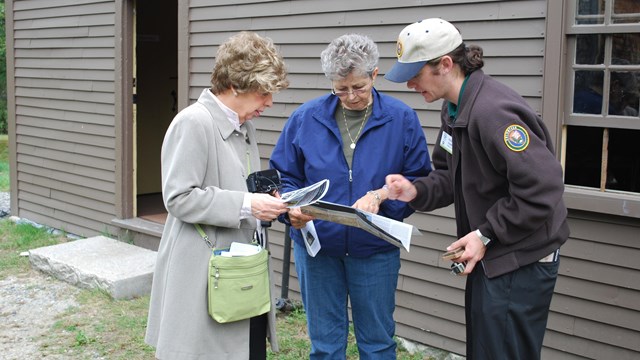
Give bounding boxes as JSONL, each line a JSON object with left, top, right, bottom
{"left": 0, "top": 219, "right": 157, "bottom": 359}
{"left": 0, "top": 134, "right": 8, "bottom": 192}
{"left": 41, "top": 288, "right": 156, "bottom": 360}
{"left": 0, "top": 220, "right": 65, "bottom": 277}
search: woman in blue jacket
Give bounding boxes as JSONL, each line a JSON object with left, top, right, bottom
{"left": 270, "top": 34, "right": 431, "bottom": 359}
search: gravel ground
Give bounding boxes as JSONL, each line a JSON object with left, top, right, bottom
{"left": 0, "top": 272, "right": 80, "bottom": 359}
{"left": 0, "top": 191, "right": 82, "bottom": 359}
{"left": 0, "top": 192, "right": 9, "bottom": 217}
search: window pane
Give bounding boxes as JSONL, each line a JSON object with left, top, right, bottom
{"left": 566, "top": 127, "right": 640, "bottom": 193}
{"left": 574, "top": 70, "right": 605, "bottom": 114}
{"left": 577, "top": 0, "right": 605, "bottom": 24}
{"left": 607, "top": 129, "right": 640, "bottom": 191}
{"left": 576, "top": 34, "right": 604, "bottom": 64}
{"left": 608, "top": 70, "right": 640, "bottom": 116}
{"left": 613, "top": 0, "right": 640, "bottom": 24}
{"left": 565, "top": 126, "right": 603, "bottom": 188}
{"left": 612, "top": 33, "right": 640, "bottom": 65}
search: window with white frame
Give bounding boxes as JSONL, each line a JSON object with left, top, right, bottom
{"left": 565, "top": 0, "right": 640, "bottom": 195}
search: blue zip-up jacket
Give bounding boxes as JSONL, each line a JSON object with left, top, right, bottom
{"left": 270, "top": 89, "right": 432, "bottom": 257}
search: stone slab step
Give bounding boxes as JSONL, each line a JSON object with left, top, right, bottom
{"left": 28, "top": 236, "right": 156, "bottom": 299}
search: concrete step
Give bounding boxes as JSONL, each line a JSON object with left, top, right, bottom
{"left": 28, "top": 236, "right": 156, "bottom": 299}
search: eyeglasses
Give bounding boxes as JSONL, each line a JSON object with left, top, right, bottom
{"left": 331, "top": 82, "right": 373, "bottom": 97}
{"left": 331, "top": 88, "right": 370, "bottom": 97}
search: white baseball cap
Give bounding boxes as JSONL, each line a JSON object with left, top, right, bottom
{"left": 385, "top": 18, "right": 463, "bottom": 83}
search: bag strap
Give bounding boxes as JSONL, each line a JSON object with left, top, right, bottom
{"left": 194, "top": 136, "right": 254, "bottom": 251}
{"left": 194, "top": 224, "right": 214, "bottom": 249}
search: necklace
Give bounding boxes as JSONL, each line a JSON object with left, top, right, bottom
{"left": 341, "top": 103, "right": 370, "bottom": 150}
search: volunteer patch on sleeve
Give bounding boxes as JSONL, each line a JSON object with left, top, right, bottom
{"left": 504, "top": 124, "right": 529, "bottom": 152}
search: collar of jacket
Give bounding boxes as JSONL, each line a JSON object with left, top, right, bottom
{"left": 445, "top": 69, "right": 485, "bottom": 128}
{"left": 197, "top": 89, "right": 249, "bottom": 141}
{"left": 311, "top": 88, "right": 393, "bottom": 136}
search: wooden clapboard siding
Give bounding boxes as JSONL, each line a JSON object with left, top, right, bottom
{"left": 543, "top": 328, "right": 640, "bottom": 359}
{"left": 19, "top": 180, "right": 114, "bottom": 205}
{"left": 9, "top": 0, "right": 117, "bottom": 237}
{"left": 545, "top": 215, "right": 640, "bottom": 358}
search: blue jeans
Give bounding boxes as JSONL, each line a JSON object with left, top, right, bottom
{"left": 294, "top": 243, "right": 400, "bottom": 360}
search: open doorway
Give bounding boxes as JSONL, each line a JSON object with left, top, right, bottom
{"left": 134, "top": 0, "right": 177, "bottom": 224}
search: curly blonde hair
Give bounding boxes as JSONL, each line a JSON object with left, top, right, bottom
{"left": 211, "top": 31, "right": 289, "bottom": 94}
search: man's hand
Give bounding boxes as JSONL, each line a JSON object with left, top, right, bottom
{"left": 446, "top": 231, "right": 488, "bottom": 275}
{"left": 385, "top": 174, "right": 417, "bottom": 202}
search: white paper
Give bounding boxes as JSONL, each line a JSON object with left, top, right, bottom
{"left": 218, "top": 242, "right": 262, "bottom": 257}
{"left": 300, "top": 221, "right": 321, "bottom": 257}
{"left": 300, "top": 200, "right": 417, "bottom": 252}
{"left": 281, "top": 179, "right": 330, "bottom": 208}
{"left": 361, "top": 212, "right": 418, "bottom": 252}
{"left": 281, "top": 179, "right": 420, "bottom": 252}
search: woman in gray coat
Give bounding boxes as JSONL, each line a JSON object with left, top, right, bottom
{"left": 145, "top": 31, "right": 289, "bottom": 360}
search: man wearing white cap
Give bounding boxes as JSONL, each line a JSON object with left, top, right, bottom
{"left": 384, "top": 18, "right": 569, "bottom": 359}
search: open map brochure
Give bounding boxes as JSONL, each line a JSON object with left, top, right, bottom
{"left": 280, "top": 179, "right": 420, "bottom": 255}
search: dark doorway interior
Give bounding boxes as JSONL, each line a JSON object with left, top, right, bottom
{"left": 137, "top": 193, "right": 167, "bottom": 224}
{"left": 134, "top": 0, "right": 177, "bottom": 223}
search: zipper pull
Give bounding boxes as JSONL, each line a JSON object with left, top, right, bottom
{"left": 349, "top": 169, "right": 353, "bottom": 182}
{"left": 214, "top": 267, "right": 220, "bottom": 289}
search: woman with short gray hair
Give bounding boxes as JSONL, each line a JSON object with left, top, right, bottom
{"left": 320, "top": 34, "right": 379, "bottom": 80}
{"left": 270, "top": 34, "right": 432, "bottom": 359}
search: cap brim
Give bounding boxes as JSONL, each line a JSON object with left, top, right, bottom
{"left": 384, "top": 61, "right": 427, "bottom": 83}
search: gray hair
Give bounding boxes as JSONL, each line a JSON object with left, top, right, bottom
{"left": 320, "top": 34, "right": 379, "bottom": 80}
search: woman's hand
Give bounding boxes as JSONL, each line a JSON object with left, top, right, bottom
{"left": 352, "top": 188, "right": 387, "bottom": 214}
{"left": 250, "top": 193, "right": 288, "bottom": 222}
{"left": 288, "top": 207, "right": 315, "bottom": 229}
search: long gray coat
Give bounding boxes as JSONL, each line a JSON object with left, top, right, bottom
{"left": 145, "top": 89, "right": 279, "bottom": 359}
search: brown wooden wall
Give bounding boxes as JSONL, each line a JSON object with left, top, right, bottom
{"left": 7, "top": 0, "right": 120, "bottom": 236}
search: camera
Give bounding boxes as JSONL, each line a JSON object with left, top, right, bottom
{"left": 246, "top": 169, "right": 281, "bottom": 194}
{"left": 450, "top": 261, "right": 466, "bottom": 275}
